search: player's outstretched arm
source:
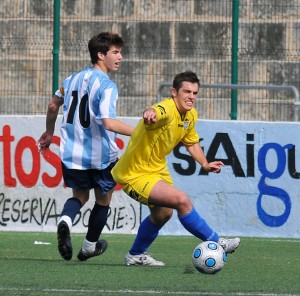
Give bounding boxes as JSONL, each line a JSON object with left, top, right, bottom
{"left": 185, "top": 142, "right": 224, "bottom": 173}
{"left": 102, "top": 118, "right": 134, "bottom": 136}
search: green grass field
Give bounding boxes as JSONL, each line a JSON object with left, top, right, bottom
{"left": 0, "top": 232, "right": 299, "bottom": 296}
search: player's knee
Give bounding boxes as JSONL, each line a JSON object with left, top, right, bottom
{"left": 176, "top": 193, "right": 191, "bottom": 210}
{"left": 151, "top": 208, "right": 173, "bottom": 226}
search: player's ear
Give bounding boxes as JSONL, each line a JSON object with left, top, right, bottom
{"left": 97, "top": 52, "right": 105, "bottom": 61}
{"left": 171, "top": 87, "right": 177, "bottom": 98}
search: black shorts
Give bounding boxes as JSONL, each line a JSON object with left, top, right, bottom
{"left": 61, "top": 160, "right": 117, "bottom": 194}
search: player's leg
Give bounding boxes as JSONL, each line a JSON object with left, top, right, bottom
{"left": 77, "top": 188, "right": 112, "bottom": 261}
{"left": 149, "top": 180, "right": 218, "bottom": 241}
{"left": 57, "top": 164, "right": 90, "bottom": 260}
{"left": 85, "top": 188, "right": 112, "bottom": 243}
{"left": 122, "top": 175, "right": 171, "bottom": 266}
{"left": 57, "top": 188, "right": 89, "bottom": 260}
{"left": 149, "top": 181, "right": 240, "bottom": 253}
{"left": 125, "top": 206, "right": 172, "bottom": 266}
{"left": 77, "top": 162, "right": 116, "bottom": 261}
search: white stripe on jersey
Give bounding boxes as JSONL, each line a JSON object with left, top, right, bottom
{"left": 101, "top": 88, "right": 113, "bottom": 118}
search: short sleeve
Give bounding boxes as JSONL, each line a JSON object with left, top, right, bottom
{"left": 181, "top": 109, "right": 200, "bottom": 145}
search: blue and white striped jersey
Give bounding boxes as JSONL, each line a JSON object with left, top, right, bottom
{"left": 55, "top": 67, "right": 119, "bottom": 170}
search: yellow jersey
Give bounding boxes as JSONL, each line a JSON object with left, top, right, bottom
{"left": 112, "top": 98, "right": 200, "bottom": 184}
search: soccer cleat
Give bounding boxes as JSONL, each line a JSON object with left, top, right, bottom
{"left": 57, "top": 221, "right": 72, "bottom": 260}
{"left": 125, "top": 252, "right": 165, "bottom": 266}
{"left": 218, "top": 237, "right": 240, "bottom": 254}
{"left": 77, "top": 239, "right": 108, "bottom": 261}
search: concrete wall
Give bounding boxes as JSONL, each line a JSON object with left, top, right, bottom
{"left": 0, "top": 0, "right": 300, "bottom": 120}
{"left": 1, "top": 115, "right": 300, "bottom": 238}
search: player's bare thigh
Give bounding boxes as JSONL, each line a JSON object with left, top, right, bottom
{"left": 148, "top": 180, "right": 193, "bottom": 216}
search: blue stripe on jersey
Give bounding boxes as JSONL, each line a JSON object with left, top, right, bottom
{"left": 63, "top": 123, "right": 75, "bottom": 165}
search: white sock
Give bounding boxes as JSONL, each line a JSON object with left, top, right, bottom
{"left": 82, "top": 238, "right": 96, "bottom": 254}
{"left": 58, "top": 215, "right": 72, "bottom": 231}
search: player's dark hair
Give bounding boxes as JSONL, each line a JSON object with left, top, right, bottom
{"left": 172, "top": 71, "right": 200, "bottom": 92}
{"left": 88, "top": 32, "right": 124, "bottom": 64}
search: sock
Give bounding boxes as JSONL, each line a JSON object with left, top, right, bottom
{"left": 82, "top": 238, "right": 97, "bottom": 254}
{"left": 58, "top": 215, "right": 73, "bottom": 231}
{"left": 130, "top": 216, "right": 161, "bottom": 255}
{"left": 58, "top": 197, "right": 82, "bottom": 230}
{"left": 86, "top": 203, "right": 109, "bottom": 242}
{"left": 179, "top": 207, "right": 219, "bottom": 242}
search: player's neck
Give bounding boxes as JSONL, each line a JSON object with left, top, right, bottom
{"left": 172, "top": 98, "right": 187, "bottom": 117}
{"left": 93, "top": 62, "right": 109, "bottom": 74}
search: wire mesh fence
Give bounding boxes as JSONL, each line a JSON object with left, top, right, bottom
{"left": 1, "top": 0, "right": 300, "bottom": 121}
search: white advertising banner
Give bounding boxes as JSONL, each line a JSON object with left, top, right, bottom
{"left": 0, "top": 116, "right": 300, "bottom": 238}
{"left": 0, "top": 116, "right": 140, "bottom": 234}
{"left": 156, "top": 120, "right": 300, "bottom": 238}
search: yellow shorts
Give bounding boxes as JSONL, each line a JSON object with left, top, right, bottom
{"left": 121, "top": 172, "right": 173, "bottom": 206}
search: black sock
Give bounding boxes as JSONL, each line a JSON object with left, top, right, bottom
{"left": 86, "top": 203, "right": 109, "bottom": 242}
{"left": 61, "top": 197, "right": 82, "bottom": 222}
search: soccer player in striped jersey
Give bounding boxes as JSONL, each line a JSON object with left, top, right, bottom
{"left": 112, "top": 71, "right": 240, "bottom": 266}
{"left": 38, "top": 32, "right": 134, "bottom": 261}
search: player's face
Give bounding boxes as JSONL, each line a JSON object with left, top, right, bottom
{"left": 172, "top": 81, "right": 199, "bottom": 113}
{"left": 100, "top": 45, "right": 123, "bottom": 73}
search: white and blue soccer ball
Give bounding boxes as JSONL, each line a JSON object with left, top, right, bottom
{"left": 192, "top": 241, "right": 227, "bottom": 274}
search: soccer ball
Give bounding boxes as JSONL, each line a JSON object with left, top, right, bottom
{"left": 192, "top": 241, "right": 227, "bottom": 274}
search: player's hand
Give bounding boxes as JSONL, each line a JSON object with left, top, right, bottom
{"left": 143, "top": 108, "right": 157, "bottom": 124}
{"left": 37, "top": 132, "right": 53, "bottom": 154}
{"left": 202, "top": 161, "right": 224, "bottom": 173}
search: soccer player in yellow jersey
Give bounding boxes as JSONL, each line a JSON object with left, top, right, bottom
{"left": 112, "top": 71, "right": 240, "bottom": 266}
